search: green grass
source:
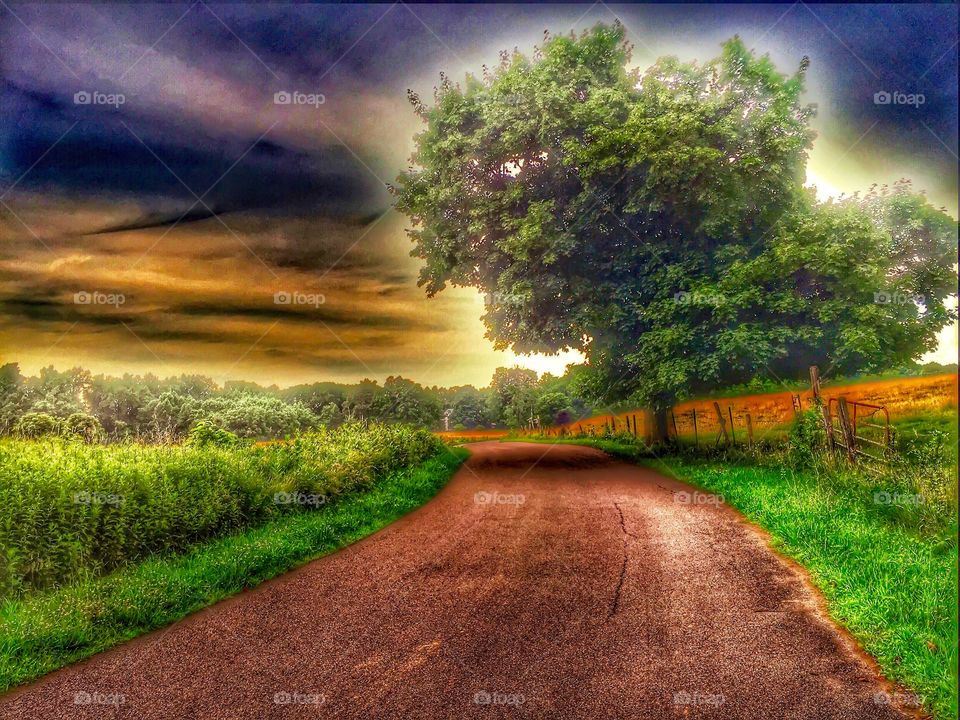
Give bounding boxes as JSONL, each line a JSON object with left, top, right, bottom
{"left": 0, "top": 447, "right": 467, "bottom": 692}
{"left": 519, "top": 434, "right": 957, "bottom": 720}
{"left": 0, "top": 424, "right": 441, "bottom": 596}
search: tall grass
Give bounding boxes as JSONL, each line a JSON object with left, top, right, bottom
{"left": 0, "top": 448, "right": 467, "bottom": 692}
{"left": 0, "top": 424, "right": 442, "bottom": 597}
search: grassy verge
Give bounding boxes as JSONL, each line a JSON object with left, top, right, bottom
{"left": 0, "top": 424, "right": 441, "bottom": 596}
{"left": 518, "top": 434, "right": 957, "bottom": 719}
{"left": 0, "top": 448, "right": 468, "bottom": 693}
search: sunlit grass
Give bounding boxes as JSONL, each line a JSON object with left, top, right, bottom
{"left": 0, "top": 448, "right": 467, "bottom": 692}
{"left": 0, "top": 424, "right": 442, "bottom": 596}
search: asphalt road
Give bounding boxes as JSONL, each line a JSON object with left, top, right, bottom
{"left": 0, "top": 442, "right": 910, "bottom": 719}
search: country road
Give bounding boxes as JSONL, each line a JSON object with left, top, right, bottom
{"left": 1, "top": 442, "right": 909, "bottom": 719}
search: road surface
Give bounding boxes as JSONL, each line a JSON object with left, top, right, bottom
{"left": 1, "top": 442, "right": 910, "bottom": 719}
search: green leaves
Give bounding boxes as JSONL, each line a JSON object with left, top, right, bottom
{"left": 396, "top": 24, "right": 958, "bottom": 411}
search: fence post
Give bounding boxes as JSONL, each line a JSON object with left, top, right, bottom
{"left": 713, "top": 402, "right": 729, "bottom": 446}
{"left": 822, "top": 405, "right": 834, "bottom": 452}
{"left": 632, "top": 414, "right": 638, "bottom": 438}
{"left": 727, "top": 406, "right": 736, "bottom": 445}
{"left": 745, "top": 412, "right": 754, "bottom": 450}
{"left": 809, "top": 365, "right": 821, "bottom": 405}
{"left": 670, "top": 410, "right": 679, "bottom": 443}
{"left": 836, "top": 397, "right": 857, "bottom": 463}
{"left": 692, "top": 408, "right": 698, "bottom": 448}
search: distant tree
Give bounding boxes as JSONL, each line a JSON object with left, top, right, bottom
{"left": 199, "top": 394, "right": 317, "bottom": 439}
{"left": 0, "top": 363, "right": 27, "bottom": 435}
{"left": 534, "top": 390, "right": 573, "bottom": 427}
{"left": 371, "top": 376, "right": 442, "bottom": 428}
{"left": 396, "top": 24, "right": 957, "bottom": 439}
{"left": 187, "top": 420, "right": 239, "bottom": 447}
{"left": 144, "top": 391, "right": 198, "bottom": 441}
{"left": 64, "top": 413, "right": 104, "bottom": 443}
{"left": 489, "top": 367, "right": 538, "bottom": 428}
{"left": 342, "top": 379, "right": 382, "bottom": 422}
{"left": 13, "top": 412, "right": 62, "bottom": 439}
{"left": 317, "top": 401, "right": 344, "bottom": 428}
{"left": 446, "top": 385, "right": 492, "bottom": 428}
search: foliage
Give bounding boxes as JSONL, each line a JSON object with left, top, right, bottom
{"left": 489, "top": 367, "right": 539, "bottom": 427}
{"left": 395, "top": 24, "right": 958, "bottom": 412}
{"left": 0, "top": 424, "right": 443, "bottom": 597}
{"left": 0, "top": 449, "right": 467, "bottom": 693}
{"left": 63, "top": 413, "right": 104, "bottom": 443}
{"left": 371, "top": 376, "right": 442, "bottom": 427}
{"left": 12, "top": 412, "right": 62, "bottom": 439}
{"left": 186, "top": 420, "right": 239, "bottom": 448}
{"left": 786, "top": 409, "right": 824, "bottom": 469}
{"left": 0, "top": 359, "right": 589, "bottom": 437}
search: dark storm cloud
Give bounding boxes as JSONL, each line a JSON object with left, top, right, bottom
{"left": 1, "top": 83, "right": 384, "bottom": 231}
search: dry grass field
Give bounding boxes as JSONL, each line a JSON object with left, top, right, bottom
{"left": 546, "top": 373, "right": 958, "bottom": 442}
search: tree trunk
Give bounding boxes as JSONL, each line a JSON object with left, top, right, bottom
{"left": 652, "top": 408, "right": 670, "bottom": 445}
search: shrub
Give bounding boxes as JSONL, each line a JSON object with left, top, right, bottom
{"left": 187, "top": 420, "right": 239, "bottom": 447}
{"left": 64, "top": 413, "right": 104, "bottom": 443}
{"left": 12, "top": 412, "right": 62, "bottom": 439}
{"left": 786, "top": 408, "right": 824, "bottom": 469}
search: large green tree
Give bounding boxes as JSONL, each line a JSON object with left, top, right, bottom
{"left": 395, "top": 24, "right": 957, "bottom": 436}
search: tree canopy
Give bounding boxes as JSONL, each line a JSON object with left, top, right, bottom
{"left": 395, "top": 24, "right": 958, "bottom": 415}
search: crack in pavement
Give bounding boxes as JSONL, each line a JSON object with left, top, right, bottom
{"left": 609, "top": 502, "right": 631, "bottom": 618}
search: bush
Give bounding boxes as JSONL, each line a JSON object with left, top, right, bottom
{"left": 187, "top": 420, "right": 239, "bottom": 447}
{"left": 786, "top": 408, "right": 824, "bottom": 469}
{"left": 0, "top": 424, "right": 443, "bottom": 597}
{"left": 12, "top": 412, "right": 62, "bottom": 439}
{"left": 64, "top": 413, "right": 104, "bottom": 443}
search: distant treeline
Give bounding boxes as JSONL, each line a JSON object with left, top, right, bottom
{"left": 0, "top": 362, "right": 594, "bottom": 441}
{"left": 2, "top": 359, "right": 952, "bottom": 442}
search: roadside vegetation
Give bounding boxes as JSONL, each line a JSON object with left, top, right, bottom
{"left": 0, "top": 447, "right": 466, "bottom": 691}
{"left": 521, "top": 407, "right": 958, "bottom": 719}
{"left": 0, "top": 424, "right": 442, "bottom": 597}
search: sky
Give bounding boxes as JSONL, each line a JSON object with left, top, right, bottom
{"left": 1, "top": 2, "right": 957, "bottom": 388}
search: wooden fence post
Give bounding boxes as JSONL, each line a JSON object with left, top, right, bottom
{"left": 692, "top": 408, "right": 699, "bottom": 448}
{"left": 810, "top": 365, "right": 821, "bottom": 406}
{"left": 670, "top": 410, "right": 679, "bottom": 443}
{"left": 836, "top": 397, "right": 856, "bottom": 462}
{"left": 713, "top": 402, "right": 729, "bottom": 446}
{"left": 727, "top": 406, "right": 736, "bottom": 445}
{"left": 745, "top": 412, "right": 754, "bottom": 450}
{"left": 632, "top": 415, "right": 638, "bottom": 437}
